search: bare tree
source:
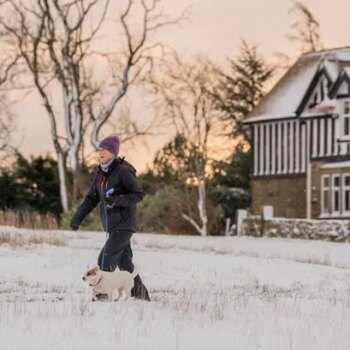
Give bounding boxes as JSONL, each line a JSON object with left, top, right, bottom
{"left": 288, "top": 0, "right": 322, "bottom": 53}
{"left": 273, "top": 1, "right": 322, "bottom": 78}
{"left": 0, "top": 0, "right": 188, "bottom": 212}
{"left": 0, "top": 43, "right": 19, "bottom": 160}
{"left": 0, "top": 95, "right": 14, "bottom": 159}
{"left": 147, "top": 56, "right": 223, "bottom": 236}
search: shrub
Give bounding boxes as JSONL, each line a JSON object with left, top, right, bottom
{"left": 138, "top": 185, "right": 219, "bottom": 235}
{"left": 60, "top": 204, "right": 102, "bottom": 232}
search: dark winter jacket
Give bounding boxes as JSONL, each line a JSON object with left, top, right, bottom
{"left": 70, "top": 157, "right": 144, "bottom": 233}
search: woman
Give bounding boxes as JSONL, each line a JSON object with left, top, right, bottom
{"left": 70, "top": 135, "right": 150, "bottom": 301}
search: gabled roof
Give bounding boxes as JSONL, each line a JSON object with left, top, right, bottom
{"left": 295, "top": 64, "right": 333, "bottom": 116}
{"left": 244, "top": 47, "right": 350, "bottom": 124}
{"left": 329, "top": 68, "right": 350, "bottom": 98}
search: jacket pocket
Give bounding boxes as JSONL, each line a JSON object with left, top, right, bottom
{"left": 114, "top": 208, "right": 122, "bottom": 222}
{"left": 119, "top": 207, "right": 130, "bottom": 223}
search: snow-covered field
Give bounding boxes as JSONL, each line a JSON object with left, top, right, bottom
{"left": 1, "top": 226, "right": 350, "bottom": 350}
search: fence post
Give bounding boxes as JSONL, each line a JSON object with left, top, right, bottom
{"left": 261, "top": 206, "right": 274, "bottom": 236}
{"left": 236, "top": 209, "right": 248, "bottom": 237}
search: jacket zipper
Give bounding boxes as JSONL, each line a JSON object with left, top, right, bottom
{"left": 100, "top": 174, "right": 110, "bottom": 230}
{"left": 100, "top": 174, "right": 109, "bottom": 270}
{"left": 100, "top": 175, "right": 109, "bottom": 197}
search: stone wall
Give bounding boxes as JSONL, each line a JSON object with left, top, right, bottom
{"left": 243, "top": 216, "right": 350, "bottom": 242}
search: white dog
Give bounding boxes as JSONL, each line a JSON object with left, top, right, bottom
{"left": 83, "top": 266, "right": 137, "bottom": 301}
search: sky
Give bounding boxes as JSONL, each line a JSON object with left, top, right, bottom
{"left": 13, "top": 0, "right": 350, "bottom": 171}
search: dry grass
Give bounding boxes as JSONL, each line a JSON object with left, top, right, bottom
{"left": 0, "top": 210, "right": 59, "bottom": 230}
{"left": 0, "top": 231, "right": 66, "bottom": 247}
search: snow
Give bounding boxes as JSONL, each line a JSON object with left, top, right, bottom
{"left": 304, "top": 47, "right": 350, "bottom": 61}
{"left": 299, "top": 112, "right": 332, "bottom": 118}
{"left": 321, "top": 160, "right": 350, "bottom": 169}
{"left": 344, "top": 67, "right": 350, "bottom": 78}
{"left": 1, "top": 226, "right": 350, "bottom": 349}
{"left": 321, "top": 59, "right": 339, "bottom": 82}
{"left": 242, "top": 114, "right": 296, "bottom": 123}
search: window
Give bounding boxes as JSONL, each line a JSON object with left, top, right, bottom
{"left": 343, "top": 174, "right": 350, "bottom": 214}
{"left": 345, "top": 101, "right": 350, "bottom": 114}
{"left": 321, "top": 175, "right": 331, "bottom": 215}
{"left": 332, "top": 175, "right": 340, "bottom": 214}
{"left": 321, "top": 173, "right": 350, "bottom": 217}
{"left": 342, "top": 100, "right": 350, "bottom": 137}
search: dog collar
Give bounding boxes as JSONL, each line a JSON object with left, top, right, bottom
{"left": 90, "top": 276, "right": 102, "bottom": 287}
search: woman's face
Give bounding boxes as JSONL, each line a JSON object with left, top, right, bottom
{"left": 98, "top": 148, "right": 114, "bottom": 164}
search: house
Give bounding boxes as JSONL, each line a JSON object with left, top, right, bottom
{"left": 243, "top": 47, "right": 350, "bottom": 219}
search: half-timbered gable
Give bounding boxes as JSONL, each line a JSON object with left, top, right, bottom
{"left": 243, "top": 47, "right": 350, "bottom": 219}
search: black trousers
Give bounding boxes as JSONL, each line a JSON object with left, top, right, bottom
{"left": 97, "top": 230, "right": 134, "bottom": 273}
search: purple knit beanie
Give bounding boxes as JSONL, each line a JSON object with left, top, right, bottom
{"left": 99, "top": 135, "right": 120, "bottom": 156}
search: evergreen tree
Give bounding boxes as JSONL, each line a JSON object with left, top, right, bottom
{"left": 0, "top": 153, "right": 62, "bottom": 217}
{"left": 210, "top": 40, "right": 274, "bottom": 141}
{"left": 14, "top": 153, "right": 62, "bottom": 216}
{"left": 210, "top": 144, "right": 251, "bottom": 219}
{"left": 153, "top": 133, "right": 201, "bottom": 184}
{"left": 0, "top": 170, "right": 18, "bottom": 210}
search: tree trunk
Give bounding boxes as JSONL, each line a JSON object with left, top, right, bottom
{"left": 71, "top": 165, "right": 85, "bottom": 203}
{"left": 197, "top": 181, "right": 208, "bottom": 236}
{"left": 68, "top": 146, "right": 81, "bottom": 204}
{"left": 182, "top": 181, "right": 208, "bottom": 236}
{"left": 57, "top": 152, "right": 69, "bottom": 213}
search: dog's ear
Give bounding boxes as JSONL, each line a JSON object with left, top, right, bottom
{"left": 88, "top": 266, "right": 98, "bottom": 275}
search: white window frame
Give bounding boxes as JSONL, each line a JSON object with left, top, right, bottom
{"left": 343, "top": 173, "right": 350, "bottom": 216}
{"left": 321, "top": 175, "right": 331, "bottom": 216}
{"left": 332, "top": 174, "right": 341, "bottom": 216}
